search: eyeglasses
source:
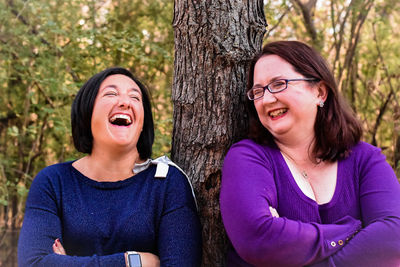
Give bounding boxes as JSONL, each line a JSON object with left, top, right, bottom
{"left": 247, "top": 78, "right": 318, "bottom": 101}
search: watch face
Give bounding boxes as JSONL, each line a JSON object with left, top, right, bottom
{"left": 128, "top": 253, "right": 141, "bottom": 267}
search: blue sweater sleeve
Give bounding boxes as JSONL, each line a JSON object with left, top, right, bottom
{"left": 157, "top": 167, "right": 202, "bottom": 267}
{"left": 18, "top": 164, "right": 202, "bottom": 267}
{"left": 314, "top": 145, "right": 400, "bottom": 266}
{"left": 220, "top": 141, "right": 361, "bottom": 267}
{"left": 17, "top": 169, "right": 125, "bottom": 267}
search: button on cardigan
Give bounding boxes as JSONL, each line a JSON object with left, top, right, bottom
{"left": 220, "top": 139, "right": 400, "bottom": 267}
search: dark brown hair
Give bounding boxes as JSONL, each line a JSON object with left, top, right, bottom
{"left": 246, "top": 41, "right": 362, "bottom": 161}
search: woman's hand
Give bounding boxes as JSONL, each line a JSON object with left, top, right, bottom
{"left": 53, "top": 239, "right": 160, "bottom": 267}
{"left": 269, "top": 206, "right": 280, "bottom": 218}
{"left": 125, "top": 252, "right": 160, "bottom": 267}
{"left": 52, "top": 239, "right": 66, "bottom": 255}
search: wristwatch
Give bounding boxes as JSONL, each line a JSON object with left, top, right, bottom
{"left": 125, "top": 251, "right": 142, "bottom": 267}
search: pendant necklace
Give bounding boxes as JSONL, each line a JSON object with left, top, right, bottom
{"left": 300, "top": 170, "right": 308, "bottom": 179}
{"left": 281, "top": 152, "right": 312, "bottom": 181}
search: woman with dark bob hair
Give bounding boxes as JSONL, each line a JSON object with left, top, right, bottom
{"left": 18, "top": 67, "right": 202, "bottom": 267}
{"left": 220, "top": 41, "right": 400, "bottom": 266}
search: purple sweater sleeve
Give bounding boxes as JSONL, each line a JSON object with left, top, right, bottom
{"left": 319, "top": 145, "right": 400, "bottom": 266}
{"left": 220, "top": 140, "right": 361, "bottom": 267}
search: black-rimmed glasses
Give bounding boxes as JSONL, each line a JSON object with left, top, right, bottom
{"left": 247, "top": 78, "right": 318, "bottom": 101}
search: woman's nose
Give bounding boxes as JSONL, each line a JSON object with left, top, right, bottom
{"left": 117, "top": 95, "right": 131, "bottom": 108}
{"left": 261, "top": 90, "right": 277, "bottom": 104}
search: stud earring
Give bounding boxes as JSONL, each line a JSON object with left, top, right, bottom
{"left": 318, "top": 100, "right": 324, "bottom": 108}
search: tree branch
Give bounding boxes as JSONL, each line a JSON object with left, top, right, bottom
{"left": 370, "top": 22, "right": 396, "bottom": 146}
{"left": 330, "top": 0, "right": 354, "bottom": 74}
{"left": 338, "top": 0, "right": 374, "bottom": 91}
{"left": 290, "top": 0, "right": 318, "bottom": 45}
{"left": 266, "top": 5, "right": 293, "bottom": 39}
{"left": 6, "top": 0, "right": 81, "bottom": 83}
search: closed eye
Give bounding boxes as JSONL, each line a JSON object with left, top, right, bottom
{"left": 271, "top": 80, "right": 286, "bottom": 87}
{"left": 130, "top": 95, "right": 141, "bottom": 101}
{"left": 104, "top": 91, "right": 117, "bottom": 97}
{"left": 252, "top": 87, "right": 265, "bottom": 95}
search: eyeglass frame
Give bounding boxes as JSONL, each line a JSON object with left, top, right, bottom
{"left": 247, "top": 78, "right": 319, "bottom": 101}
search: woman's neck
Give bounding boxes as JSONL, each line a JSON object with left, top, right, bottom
{"left": 73, "top": 146, "right": 143, "bottom": 182}
{"left": 275, "top": 136, "right": 316, "bottom": 165}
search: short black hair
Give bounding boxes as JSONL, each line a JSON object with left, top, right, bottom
{"left": 71, "top": 67, "right": 154, "bottom": 159}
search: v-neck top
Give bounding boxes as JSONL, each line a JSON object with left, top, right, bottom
{"left": 220, "top": 139, "right": 400, "bottom": 266}
{"left": 281, "top": 152, "right": 338, "bottom": 205}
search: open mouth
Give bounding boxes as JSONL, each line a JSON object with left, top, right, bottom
{"left": 109, "top": 114, "right": 132, "bottom": 126}
{"left": 269, "top": 108, "right": 288, "bottom": 118}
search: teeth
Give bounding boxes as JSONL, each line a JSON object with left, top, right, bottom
{"left": 110, "top": 114, "right": 132, "bottom": 124}
{"left": 269, "top": 108, "right": 287, "bottom": 118}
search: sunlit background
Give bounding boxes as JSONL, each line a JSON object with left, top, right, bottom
{"left": 1, "top": 0, "right": 399, "bottom": 265}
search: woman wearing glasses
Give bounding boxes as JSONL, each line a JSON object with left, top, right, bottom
{"left": 220, "top": 41, "right": 400, "bottom": 266}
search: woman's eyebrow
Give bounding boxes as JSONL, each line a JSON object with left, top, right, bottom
{"left": 253, "top": 75, "right": 284, "bottom": 87}
{"left": 130, "top": 88, "right": 142, "bottom": 94}
{"left": 100, "top": 84, "right": 117, "bottom": 92}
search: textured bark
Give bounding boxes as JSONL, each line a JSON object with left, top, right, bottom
{"left": 172, "top": 1, "right": 266, "bottom": 266}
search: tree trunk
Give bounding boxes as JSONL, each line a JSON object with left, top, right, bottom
{"left": 172, "top": 1, "right": 266, "bottom": 266}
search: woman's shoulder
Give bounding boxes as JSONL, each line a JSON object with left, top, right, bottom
{"left": 344, "top": 141, "right": 390, "bottom": 171}
{"left": 226, "top": 138, "right": 277, "bottom": 160}
{"left": 147, "top": 157, "right": 191, "bottom": 187}
{"left": 39, "top": 161, "right": 74, "bottom": 173}
{"left": 348, "top": 141, "right": 384, "bottom": 160}
{"left": 29, "top": 161, "right": 75, "bottom": 197}
{"left": 223, "top": 139, "right": 279, "bottom": 174}
{"left": 230, "top": 138, "right": 276, "bottom": 153}
{"left": 154, "top": 161, "right": 198, "bottom": 208}
{"left": 351, "top": 141, "right": 381, "bottom": 152}
{"left": 163, "top": 164, "right": 191, "bottom": 188}
{"left": 34, "top": 161, "right": 74, "bottom": 181}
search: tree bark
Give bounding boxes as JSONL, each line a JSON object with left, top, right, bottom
{"left": 172, "top": 1, "right": 266, "bottom": 266}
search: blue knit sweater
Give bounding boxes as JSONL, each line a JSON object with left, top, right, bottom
{"left": 18, "top": 161, "right": 202, "bottom": 266}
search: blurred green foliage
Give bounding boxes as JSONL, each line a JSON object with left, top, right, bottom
{"left": 265, "top": 0, "right": 400, "bottom": 176}
{"left": 0, "top": 0, "right": 173, "bottom": 227}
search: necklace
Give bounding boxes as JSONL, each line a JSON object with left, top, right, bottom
{"left": 280, "top": 151, "right": 321, "bottom": 202}
{"left": 281, "top": 152, "right": 313, "bottom": 180}
{"left": 300, "top": 170, "right": 308, "bottom": 179}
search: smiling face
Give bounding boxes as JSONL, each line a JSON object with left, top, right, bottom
{"left": 91, "top": 74, "right": 144, "bottom": 153}
{"left": 253, "top": 55, "right": 323, "bottom": 144}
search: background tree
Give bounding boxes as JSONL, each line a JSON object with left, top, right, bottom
{"left": 264, "top": 0, "right": 400, "bottom": 174}
{"left": 172, "top": 0, "right": 400, "bottom": 265}
{"left": 171, "top": 0, "right": 267, "bottom": 265}
{"left": 1, "top": 0, "right": 399, "bottom": 266}
{"left": 0, "top": 0, "right": 173, "bottom": 264}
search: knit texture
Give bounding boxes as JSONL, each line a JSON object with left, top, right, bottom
{"left": 220, "top": 139, "right": 400, "bottom": 267}
{"left": 18, "top": 161, "right": 202, "bottom": 266}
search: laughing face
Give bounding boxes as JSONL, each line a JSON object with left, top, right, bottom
{"left": 91, "top": 74, "right": 144, "bottom": 152}
{"left": 253, "top": 55, "right": 323, "bottom": 143}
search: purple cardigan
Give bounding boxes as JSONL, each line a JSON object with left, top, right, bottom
{"left": 220, "top": 139, "right": 400, "bottom": 267}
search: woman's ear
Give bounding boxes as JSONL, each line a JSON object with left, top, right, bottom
{"left": 316, "top": 82, "right": 328, "bottom": 102}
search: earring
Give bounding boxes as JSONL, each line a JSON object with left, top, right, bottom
{"left": 318, "top": 100, "right": 324, "bottom": 108}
